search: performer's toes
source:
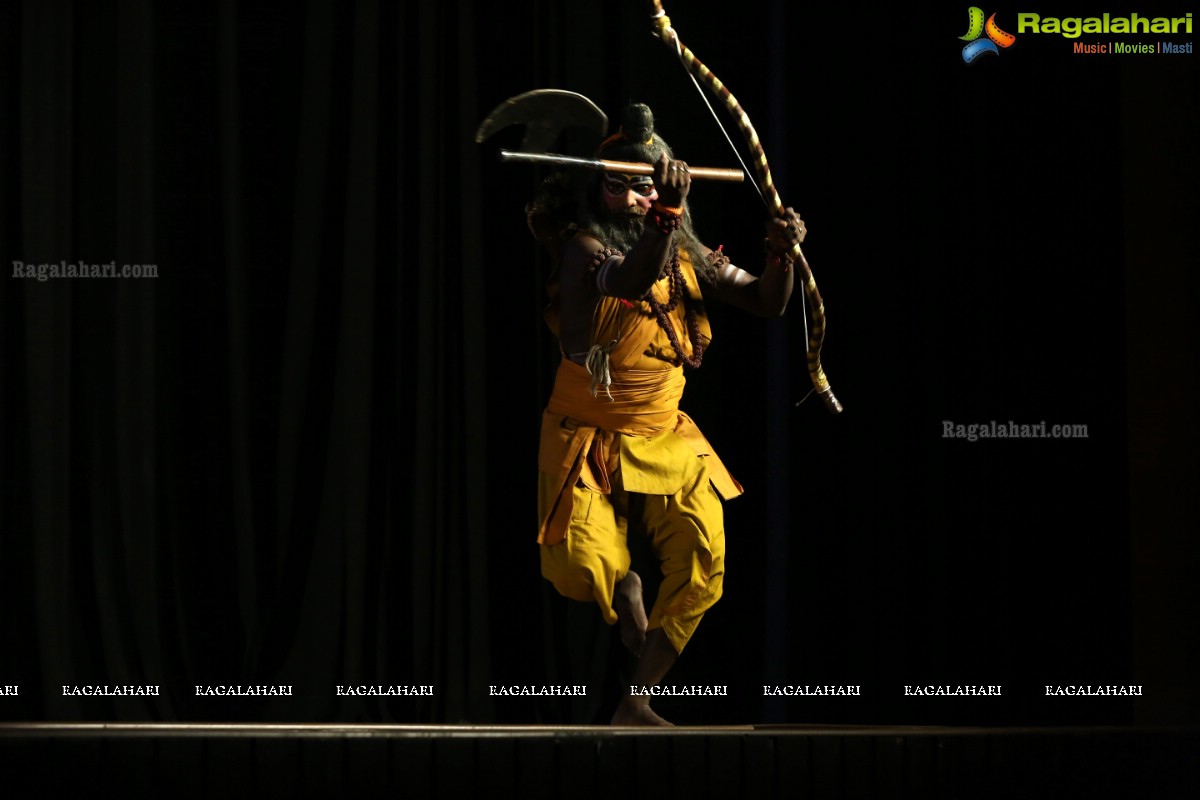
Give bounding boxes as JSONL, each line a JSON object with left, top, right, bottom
{"left": 610, "top": 697, "right": 674, "bottom": 727}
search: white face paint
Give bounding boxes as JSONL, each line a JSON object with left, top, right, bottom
{"left": 720, "top": 261, "right": 754, "bottom": 288}
{"left": 600, "top": 174, "right": 658, "bottom": 216}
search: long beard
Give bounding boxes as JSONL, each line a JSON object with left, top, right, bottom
{"left": 589, "top": 210, "right": 646, "bottom": 255}
{"left": 587, "top": 205, "right": 718, "bottom": 286}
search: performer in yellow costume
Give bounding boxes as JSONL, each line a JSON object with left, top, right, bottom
{"left": 529, "top": 103, "right": 805, "bottom": 726}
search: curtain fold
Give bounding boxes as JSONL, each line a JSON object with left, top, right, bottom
{"left": 2, "top": 0, "right": 511, "bottom": 723}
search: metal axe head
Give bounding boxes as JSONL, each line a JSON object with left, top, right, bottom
{"left": 475, "top": 89, "right": 608, "bottom": 154}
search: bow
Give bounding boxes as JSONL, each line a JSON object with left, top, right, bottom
{"left": 647, "top": 1, "right": 843, "bottom": 414}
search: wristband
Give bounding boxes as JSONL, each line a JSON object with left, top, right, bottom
{"left": 649, "top": 210, "right": 681, "bottom": 235}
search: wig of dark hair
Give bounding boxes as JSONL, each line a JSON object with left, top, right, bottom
{"left": 527, "top": 102, "right": 718, "bottom": 285}
{"left": 595, "top": 103, "right": 675, "bottom": 164}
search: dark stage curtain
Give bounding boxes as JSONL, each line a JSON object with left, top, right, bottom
{"left": 1, "top": 0, "right": 518, "bottom": 723}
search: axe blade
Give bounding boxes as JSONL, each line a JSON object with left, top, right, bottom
{"left": 475, "top": 89, "right": 608, "bottom": 154}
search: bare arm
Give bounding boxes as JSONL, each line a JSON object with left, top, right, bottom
{"left": 556, "top": 155, "right": 694, "bottom": 358}
{"left": 705, "top": 208, "right": 806, "bottom": 317}
{"left": 589, "top": 153, "right": 693, "bottom": 300}
{"left": 575, "top": 225, "right": 674, "bottom": 302}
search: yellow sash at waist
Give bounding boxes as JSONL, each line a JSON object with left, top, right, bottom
{"left": 537, "top": 360, "right": 744, "bottom": 545}
{"left": 546, "top": 359, "right": 685, "bottom": 437}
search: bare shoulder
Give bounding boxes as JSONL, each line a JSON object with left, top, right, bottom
{"left": 559, "top": 232, "right": 619, "bottom": 292}
{"left": 556, "top": 232, "right": 610, "bottom": 302}
{"left": 561, "top": 231, "right": 610, "bottom": 268}
{"left": 555, "top": 233, "right": 611, "bottom": 355}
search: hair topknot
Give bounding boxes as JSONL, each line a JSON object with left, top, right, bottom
{"left": 620, "top": 104, "right": 655, "bottom": 144}
{"left": 596, "top": 102, "right": 673, "bottom": 164}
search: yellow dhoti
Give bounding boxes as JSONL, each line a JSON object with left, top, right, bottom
{"left": 537, "top": 249, "right": 742, "bottom": 654}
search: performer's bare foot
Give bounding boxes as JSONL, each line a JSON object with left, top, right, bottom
{"left": 610, "top": 695, "right": 674, "bottom": 727}
{"left": 613, "top": 571, "right": 648, "bottom": 657}
{"left": 610, "top": 629, "right": 679, "bottom": 727}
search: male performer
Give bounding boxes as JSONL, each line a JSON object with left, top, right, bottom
{"left": 531, "top": 103, "right": 804, "bottom": 726}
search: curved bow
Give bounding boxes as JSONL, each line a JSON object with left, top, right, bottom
{"left": 646, "top": 1, "right": 843, "bottom": 414}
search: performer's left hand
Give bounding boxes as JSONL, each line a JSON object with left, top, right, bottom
{"left": 765, "top": 207, "right": 806, "bottom": 255}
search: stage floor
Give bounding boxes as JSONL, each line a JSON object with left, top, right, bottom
{"left": 1, "top": 723, "right": 1197, "bottom": 797}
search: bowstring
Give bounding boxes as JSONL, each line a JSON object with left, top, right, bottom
{"left": 664, "top": 23, "right": 817, "bottom": 408}
{"left": 666, "top": 29, "right": 768, "bottom": 209}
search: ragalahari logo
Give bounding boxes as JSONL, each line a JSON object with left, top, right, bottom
{"left": 960, "top": 7, "right": 1017, "bottom": 62}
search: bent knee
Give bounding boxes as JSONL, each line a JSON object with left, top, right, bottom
{"left": 664, "top": 561, "right": 724, "bottom": 617}
{"left": 541, "top": 543, "right": 629, "bottom": 601}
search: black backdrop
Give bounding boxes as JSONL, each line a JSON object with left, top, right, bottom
{"left": 1, "top": 0, "right": 1196, "bottom": 726}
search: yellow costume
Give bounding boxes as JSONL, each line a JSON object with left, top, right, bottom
{"left": 537, "top": 242, "right": 742, "bottom": 654}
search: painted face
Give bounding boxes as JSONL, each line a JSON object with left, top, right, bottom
{"left": 600, "top": 173, "right": 657, "bottom": 215}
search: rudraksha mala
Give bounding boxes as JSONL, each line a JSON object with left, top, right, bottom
{"left": 648, "top": 209, "right": 681, "bottom": 236}
{"left": 645, "top": 247, "right": 707, "bottom": 368}
{"left": 648, "top": 200, "right": 683, "bottom": 237}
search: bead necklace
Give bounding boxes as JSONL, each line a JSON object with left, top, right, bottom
{"left": 645, "top": 247, "right": 706, "bottom": 368}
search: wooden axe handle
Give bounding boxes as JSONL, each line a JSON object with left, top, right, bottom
{"left": 498, "top": 150, "right": 743, "bottom": 182}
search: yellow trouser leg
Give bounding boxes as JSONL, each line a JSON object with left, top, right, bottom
{"left": 643, "top": 460, "right": 726, "bottom": 654}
